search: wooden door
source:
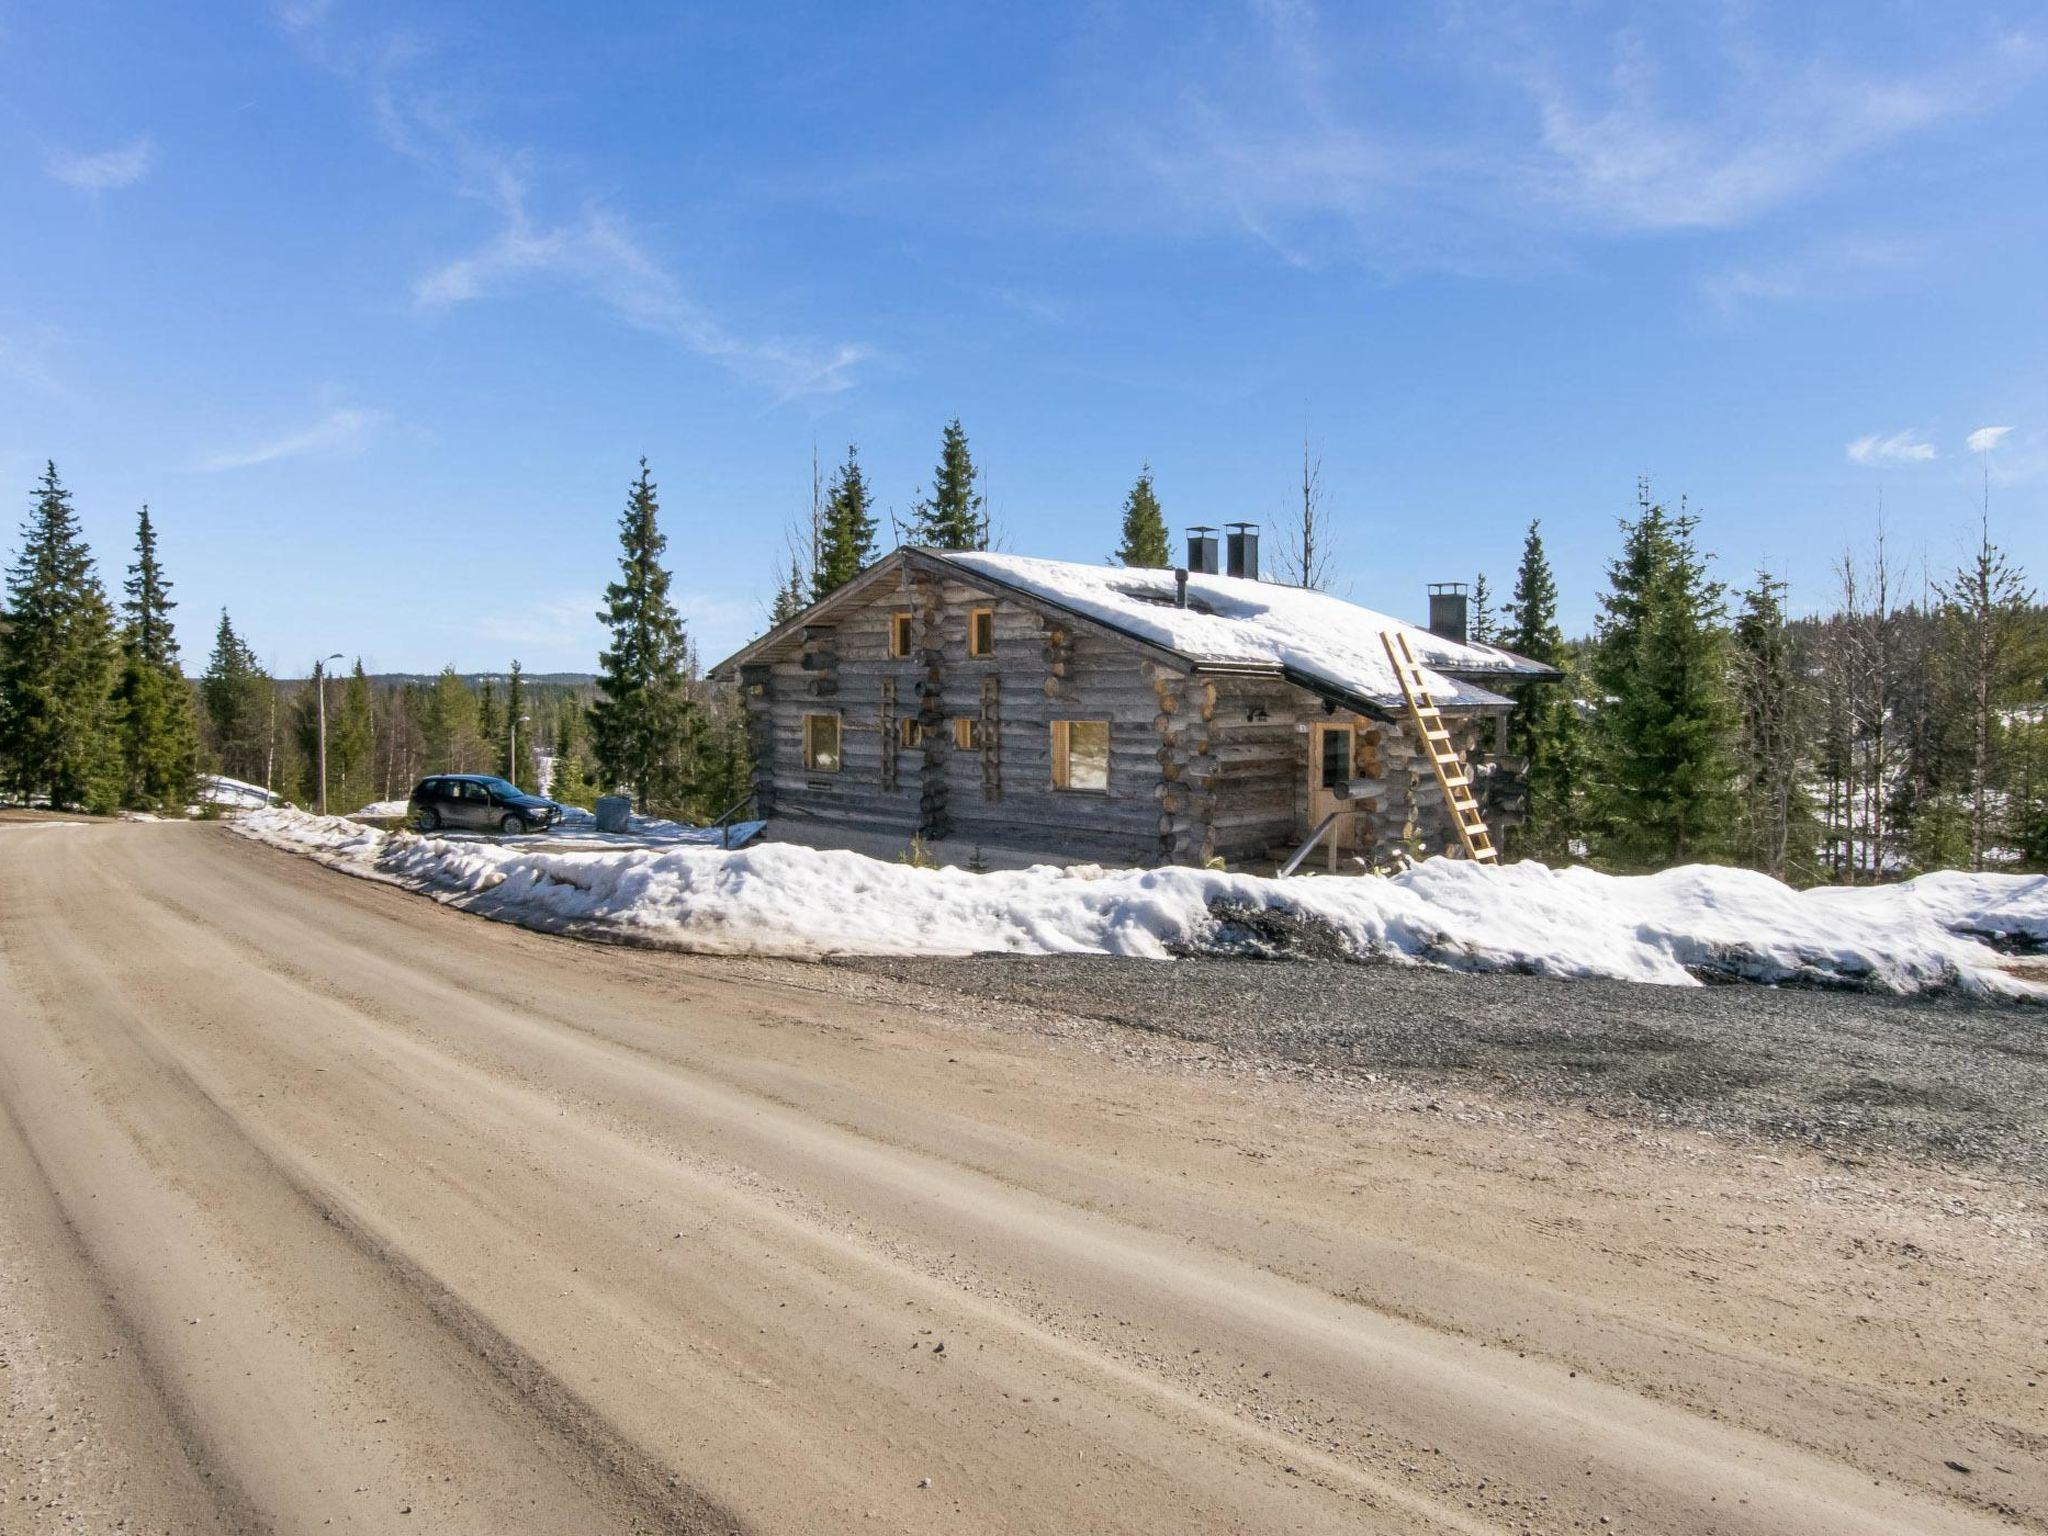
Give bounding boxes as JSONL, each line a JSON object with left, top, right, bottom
{"left": 1307, "top": 722, "right": 1356, "bottom": 847}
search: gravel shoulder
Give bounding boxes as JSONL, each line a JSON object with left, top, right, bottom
{"left": 848, "top": 955, "right": 2048, "bottom": 1182}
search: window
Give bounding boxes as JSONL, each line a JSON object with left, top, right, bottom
{"left": 1050, "top": 720, "right": 1109, "bottom": 792}
{"left": 890, "top": 611, "right": 915, "bottom": 658}
{"left": 953, "top": 717, "right": 984, "bottom": 750}
{"left": 803, "top": 713, "right": 842, "bottom": 772}
{"left": 968, "top": 607, "right": 995, "bottom": 657}
{"left": 1320, "top": 726, "right": 1353, "bottom": 789}
{"left": 897, "top": 716, "right": 925, "bottom": 749}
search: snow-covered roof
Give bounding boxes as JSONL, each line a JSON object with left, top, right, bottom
{"left": 937, "top": 551, "right": 1554, "bottom": 711}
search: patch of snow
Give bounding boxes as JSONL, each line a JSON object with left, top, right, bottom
{"left": 229, "top": 809, "right": 2044, "bottom": 997}
{"left": 941, "top": 551, "right": 1550, "bottom": 710}
{"left": 198, "top": 773, "right": 281, "bottom": 809}
{"left": 352, "top": 799, "right": 411, "bottom": 820}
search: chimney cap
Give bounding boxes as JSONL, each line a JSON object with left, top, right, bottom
{"left": 1224, "top": 520, "right": 1258, "bottom": 532}
{"left": 1186, "top": 523, "right": 1217, "bottom": 534}
{"left": 1427, "top": 581, "right": 1469, "bottom": 595}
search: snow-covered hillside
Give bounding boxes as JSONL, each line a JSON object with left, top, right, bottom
{"left": 229, "top": 808, "right": 2045, "bottom": 997}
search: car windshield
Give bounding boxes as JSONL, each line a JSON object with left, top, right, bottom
{"left": 477, "top": 777, "right": 523, "bottom": 798}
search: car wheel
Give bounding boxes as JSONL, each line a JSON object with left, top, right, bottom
{"left": 500, "top": 813, "right": 527, "bottom": 835}
{"left": 417, "top": 807, "right": 441, "bottom": 831}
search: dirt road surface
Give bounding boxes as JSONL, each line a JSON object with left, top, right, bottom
{"left": 2, "top": 821, "right": 2041, "bottom": 1534}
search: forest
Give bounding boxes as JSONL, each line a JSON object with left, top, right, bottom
{"left": 3, "top": 431, "right": 2044, "bottom": 880}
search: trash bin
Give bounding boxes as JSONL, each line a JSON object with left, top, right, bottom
{"left": 594, "top": 795, "right": 633, "bottom": 834}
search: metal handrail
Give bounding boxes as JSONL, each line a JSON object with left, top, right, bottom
{"left": 708, "top": 790, "right": 759, "bottom": 849}
{"left": 1277, "top": 810, "right": 1344, "bottom": 878}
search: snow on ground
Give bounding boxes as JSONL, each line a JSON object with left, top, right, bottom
{"left": 197, "top": 774, "right": 280, "bottom": 809}
{"left": 352, "top": 799, "right": 411, "bottom": 819}
{"left": 941, "top": 551, "right": 1549, "bottom": 710}
{"left": 230, "top": 808, "right": 2046, "bottom": 997}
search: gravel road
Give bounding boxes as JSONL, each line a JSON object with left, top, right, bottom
{"left": 2, "top": 821, "right": 2041, "bottom": 1534}
{"left": 851, "top": 955, "right": 2048, "bottom": 1181}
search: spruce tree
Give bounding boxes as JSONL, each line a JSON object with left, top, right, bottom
{"left": 908, "top": 419, "right": 986, "bottom": 550}
{"left": 0, "top": 463, "right": 122, "bottom": 811}
{"left": 114, "top": 504, "right": 199, "bottom": 810}
{"left": 1934, "top": 512, "right": 2045, "bottom": 869}
{"left": 503, "top": 660, "right": 527, "bottom": 784}
{"left": 814, "top": 446, "right": 877, "bottom": 598}
{"left": 200, "top": 609, "right": 273, "bottom": 786}
{"left": 423, "top": 665, "right": 482, "bottom": 772}
{"left": 1586, "top": 483, "right": 1738, "bottom": 870}
{"left": 770, "top": 552, "right": 807, "bottom": 625}
{"left": 590, "top": 458, "right": 697, "bottom": 810}
{"left": 1113, "top": 466, "right": 1170, "bottom": 568}
{"left": 1469, "top": 573, "right": 1496, "bottom": 645}
{"left": 1730, "top": 571, "right": 1816, "bottom": 880}
{"left": 1500, "top": 520, "right": 1583, "bottom": 861}
{"left": 477, "top": 677, "right": 501, "bottom": 769}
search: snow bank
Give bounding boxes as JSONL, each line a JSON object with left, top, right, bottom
{"left": 198, "top": 773, "right": 280, "bottom": 809}
{"left": 352, "top": 799, "right": 411, "bottom": 819}
{"left": 229, "top": 809, "right": 2045, "bottom": 997}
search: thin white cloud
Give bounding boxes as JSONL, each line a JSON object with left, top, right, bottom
{"left": 413, "top": 179, "right": 867, "bottom": 400}
{"left": 1699, "top": 235, "right": 1929, "bottom": 316}
{"left": 1846, "top": 430, "right": 1937, "bottom": 466}
{"left": 46, "top": 137, "right": 154, "bottom": 191}
{"left": 0, "top": 331, "right": 72, "bottom": 399}
{"left": 278, "top": 5, "right": 865, "bottom": 400}
{"left": 1116, "top": 5, "right": 2042, "bottom": 269}
{"left": 200, "top": 406, "right": 389, "bottom": 471}
{"left": 1967, "top": 425, "right": 2013, "bottom": 452}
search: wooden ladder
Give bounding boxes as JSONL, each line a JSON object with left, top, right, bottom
{"left": 1380, "top": 630, "right": 1498, "bottom": 864}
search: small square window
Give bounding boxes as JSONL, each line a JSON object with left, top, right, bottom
{"left": 803, "top": 713, "right": 841, "bottom": 772}
{"left": 897, "top": 716, "right": 924, "bottom": 749}
{"left": 968, "top": 608, "right": 995, "bottom": 657}
{"left": 953, "top": 717, "right": 984, "bottom": 751}
{"left": 1050, "top": 720, "right": 1109, "bottom": 792}
{"left": 890, "top": 612, "right": 915, "bottom": 658}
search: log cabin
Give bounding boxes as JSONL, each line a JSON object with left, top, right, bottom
{"left": 712, "top": 529, "right": 1562, "bottom": 871}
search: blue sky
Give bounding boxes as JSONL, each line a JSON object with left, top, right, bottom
{"left": 4, "top": 1, "right": 2046, "bottom": 675}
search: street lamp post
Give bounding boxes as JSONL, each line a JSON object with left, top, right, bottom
{"left": 316, "top": 652, "right": 343, "bottom": 815}
{"left": 510, "top": 713, "right": 531, "bottom": 791}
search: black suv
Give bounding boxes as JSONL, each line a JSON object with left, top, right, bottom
{"left": 410, "top": 775, "right": 562, "bottom": 834}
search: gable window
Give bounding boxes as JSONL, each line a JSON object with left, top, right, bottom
{"left": 897, "top": 716, "right": 925, "bottom": 749}
{"left": 968, "top": 607, "right": 995, "bottom": 658}
{"left": 953, "top": 717, "right": 984, "bottom": 751}
{"left": 890, "top": 611, "right": 915, "bottom": 658}
{"left": 1050, "top": 720, "right": 1109, "bottom": 792}
{"left": 803, "top": 713, "right": 842, "bottom": 773}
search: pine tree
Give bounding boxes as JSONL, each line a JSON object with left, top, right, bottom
{"left": 1585, "top": 483, "right": 1737, "bottom": 870}
{"left": 908, "top": 419, "right": 986, "bottom": 550}
{"left": 0, "top": 463, "right": 122, "bottom": 811}
{"left": 590, "top": 458, "right": 698, "bottom": 811}
{"left": 1730, "top": 570, "right": 1816, "bottom": 880}
{"left": 200, "top": 609, "right": 272, "bottom": 785}
{"left": 113, "top": 504, "right": 198, "bottom": 810}
{"left": 814, "top": 445, "right": 878, "bottom": 597}
{"left": 1500, "top": 520, "right": 1583, "bottom": 861}
{"left": 1113, "top": 466, "right": 1170, "bottom": 568}
{"left": 476, "top": 677, "right": 501, "bottom": 768}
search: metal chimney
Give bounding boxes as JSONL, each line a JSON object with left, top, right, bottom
{"left": 1185, "top": 526, "right": 1219, "bottom": 576}
{"left": 1427, "top": 582, "right": 1470, "bottom": 645}
{"left": 1224, "top": 522, "right": 1260, "bottom": 581}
